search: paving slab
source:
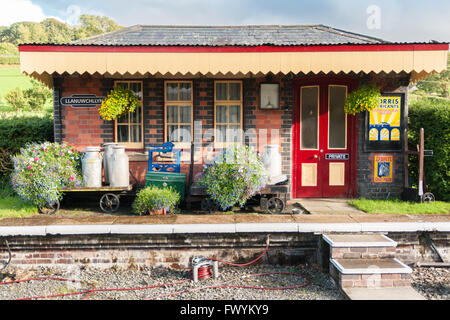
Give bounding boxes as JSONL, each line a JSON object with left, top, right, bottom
{"left": 291, "top": 198, "right": 366, "bottom": 215}
{"left": 322, "top": 233, "right": 397, "bottom": 247}
{"left": 331, "top": 258, "right": 412, "bottom": 274}
{"left": 113, "top": 215, "right": 177, "bottom": 224}
{"left": 342, "top": 287, "right": 425, "bottom": 300}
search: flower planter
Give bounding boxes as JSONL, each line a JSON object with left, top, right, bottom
{"left": 149, "top": 208, "right": 167, "bottom": 215}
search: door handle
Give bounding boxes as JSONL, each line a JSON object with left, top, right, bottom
{"left": 313, "top": 155, "right": 318, "bottom": 159}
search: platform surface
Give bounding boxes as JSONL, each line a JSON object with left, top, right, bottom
{"left": 343, "top": 287, "right": 425, "bottom": 300}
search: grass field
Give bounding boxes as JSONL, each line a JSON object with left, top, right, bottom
{"left": 0, "top": 66, "right": 33, "bottom": 96}
{"left": 349, "top": 199, "right": 450, "bottom": 215}
{"left": 0, "top": 65, "right": 52, "bottom": 115}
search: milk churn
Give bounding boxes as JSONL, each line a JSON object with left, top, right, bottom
{"left": 102, "top": 142, "right": 117, "bottom": 185}
{"left": 261, "top": 144, "right": 287, "bottom": 184}
{"left": 110, "top": 145, "right": 129, "bottom": 187}
{"left": 82, "top": 146, "right": 102, "bottom": 187}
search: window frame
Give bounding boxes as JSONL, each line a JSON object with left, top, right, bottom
{"left": 164, "top": 80, "right": 194, "bottom": 149}
{"left": 114, "top": 80, "right": 144, "bottom": 149}
{"left": 214, "top": 80, "right": 243, "bottom": 148}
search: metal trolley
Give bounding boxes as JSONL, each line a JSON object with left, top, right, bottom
{"left": 189, "top": 184, "right": 288, "bottom": 214}
{"left": 38, "top": 184, "right": 136, "bottom": 215}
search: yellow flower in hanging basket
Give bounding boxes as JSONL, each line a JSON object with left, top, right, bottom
{"left": 344, "top": 84, "right": 381, "bottom": 115}
{"left": 99, "top": 86, "right": 140, "bottom": 120}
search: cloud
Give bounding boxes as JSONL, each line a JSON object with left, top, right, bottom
{"left": 0, "top": 0, "right": 48, "bottom": 25}
{"left": 64, "top": 5, "right": 82, "bottom": 26}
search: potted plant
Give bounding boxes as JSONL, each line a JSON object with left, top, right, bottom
{"left": 200, "top": 144, "right": 268, "bottom": 211}
{"left": 132, "top": 186, "right": 181, "bottom": 215}
{"left": 344, "top": 83, "right": 381, "bottom": 115}
{"left": 99, "top": 86, "right": 140, "bottom": 120}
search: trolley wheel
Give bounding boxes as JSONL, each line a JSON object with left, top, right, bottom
{"left": 267, "top": 197, "right": 284, "bottom": 214}
{"left": 38, "top": 199, "right": 60, "bottom": 215}
{"left": 200, "top": 197, "right": 218, "bottom": 213}
{"left": 100, "top": 193, "right": 120, "bottom": 213}
{"left": 422, "top": 192, "right": 435, "bottom": 203}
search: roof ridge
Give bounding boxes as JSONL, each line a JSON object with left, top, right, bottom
{"left": 315, "top": 25, "right": 387, "bottom": 43}
{"left": 136, "top": 24, "right": 324, "bottom": 28}
{"left": 71, "top": 25, "right": 140, "bottom": 44}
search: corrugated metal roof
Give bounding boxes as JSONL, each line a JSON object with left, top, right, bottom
{"left": 67, "top": 24, "right": 387, "bottom": 46}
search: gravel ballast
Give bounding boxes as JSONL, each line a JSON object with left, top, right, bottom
{"left": 0, "top": 264, "right": 344, "bottom": 300}
{"left": 411, "top": 267, "right": 450, "bottom": 300}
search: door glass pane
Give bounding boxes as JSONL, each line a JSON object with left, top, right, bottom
{"left": 179, "top": 83, "right": 191, "bottom": 101}
{"left": 216, "top": 83, "right": 227, "bottom": 100}
{"left": 167, "top": 125, "right": 178, "bottom": 142}
{"left": 228, "top": 125, "right": 241, "bottom": 143}
{"left": 130, "top": 125, "right": 142, "bottom": 143}
{"left": 167, "top": 105, "right": 178, "bottom": 123}
{"left": 329, "top": 86, "right": 347, "bottom": 149}
{"left": 179, "top": 105, "right": 191, "bottom": 123}
{"left": 129, "top": 106, "right": 141, "bottom": 124}
{"left": 179, "top": 125, "right": 191, "bottom": 142}
{"left": 117, "top": 125, "right": 128, "bottom": 142}
{"left": 216, "top": 125, "right": 227, "bottom": 142}
{"left": 116, "top": 82, "right": 128, "bottom": 89}
{"left": 216, "top": 105, "right": 227, "bottom": 123}
{"left": 229, "top": 83, "right": 241, "bottom": 100}
{"left": 117, "top": 112, "right": 129, "bottom": 124}
{"left": 229, "top": 105, "right": 240, "bottom": 123}
{"left": 300, "top": 86, "right": 319, "bottom": 149}
{"left": 130, "top": 82, "right": 142, "bottom": 100}
{"left": 166, "top": 83, "right": 178, "bottom": 101}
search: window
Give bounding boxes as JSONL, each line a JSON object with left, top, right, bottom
{"left": 214, "top": 81, "right": 243, "bottom": 147}
{"left": 164, "top": 81, "right": 193, "bottom": 147}
{"left": 114, "top": 81, "right": 143, "bottom": 149}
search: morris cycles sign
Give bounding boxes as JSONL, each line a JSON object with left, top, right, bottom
{"left": 60, "top": 94, "right": 105, "bottom": 108}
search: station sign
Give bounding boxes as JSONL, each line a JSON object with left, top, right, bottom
{"left": 60, "top": 94, "right": 105, "bottom": 108}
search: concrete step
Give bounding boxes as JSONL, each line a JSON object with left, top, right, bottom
{"left": 329, "top": 258, "right": 413, "bottom": 289}
{"left": 323, "top": 233, "right": 397, "bottom": 248}
{"left": 342, "top": 287, "right": 425, "bottom": 300}
{"left": 323, "top": 233, "right": 397, "bottom": 259}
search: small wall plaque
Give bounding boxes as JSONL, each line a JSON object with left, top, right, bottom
{"left": 325, "top": 153, "right": 349, "bottom": 160}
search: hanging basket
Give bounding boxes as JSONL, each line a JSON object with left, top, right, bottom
{"left": 344, "top": 84, "right": 381, "bottom": 115}
{"left": 99, "top": 86, "right": 140, "bottom": 120}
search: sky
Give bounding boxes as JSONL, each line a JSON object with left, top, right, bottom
{"left": 0, "top": 0, "right": 449, "bottom": 42}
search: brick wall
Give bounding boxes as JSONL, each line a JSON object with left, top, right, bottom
{"left": 355, "top": 73, "right": 410, "bottom": 199}
{"left": 1, "top": 232, "right": 448, "bottom": 270}
{"left": 54, "top": 72, "right": 409, "bottom": 200}
{"left": 0, "top": 233, "right": 318, "bottom": 270}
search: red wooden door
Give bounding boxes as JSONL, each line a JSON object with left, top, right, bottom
{"left": 293, "top": 77, "right": 357, "bottom": 198}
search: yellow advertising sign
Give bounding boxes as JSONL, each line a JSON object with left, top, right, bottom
{"left": 369, "top": 96, "right": 401, "bottom": 141}
{"left": 374, "top": 154, "right": 393, "bottom": 183}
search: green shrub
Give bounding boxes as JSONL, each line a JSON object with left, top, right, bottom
{"left": 4, "top": 87, "right": 27, "bottom": 109}
{"left": 132, "top": 186, "right": 180, "bottom": 215}
{"left": 4, "top": 79, "right": 52, "bottom": 111}
{"left": 200, "top": 145, "right": 268, "bottom": 211}
{"left": 408, "top": 97, "right": 449, "bottom": 201}
{"left": 0, "top": 115, "right": 53, "bottom": 179}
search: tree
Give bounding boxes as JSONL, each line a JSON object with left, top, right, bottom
{"left": 414, "top": 57, "right": 450, "bottom": 98}
{"left": 41, "top": 18, "right": 75, "bottom": 43}
{"left": 0, "top": 22, "right": 48, "bottom": 44}
{"left": 74, "top": 14, "right": 122, "bottom": 39}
